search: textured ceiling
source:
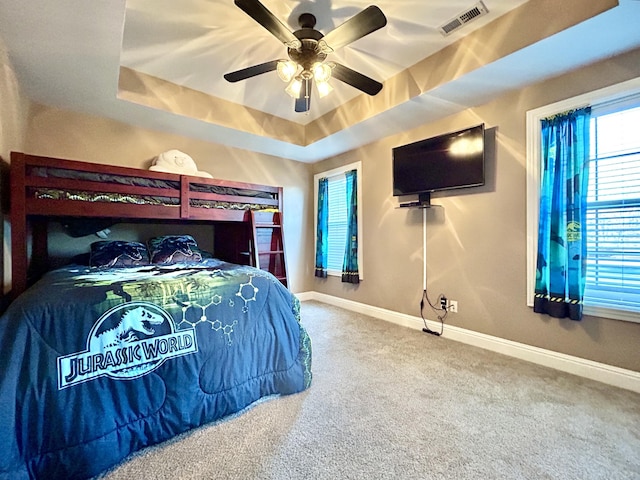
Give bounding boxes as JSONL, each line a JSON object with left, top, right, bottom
{"left": 1, "top": 0, "right": 640, "bottom": 162}
{"left": 120, "top": 0, "right": 527, "bottom": 123}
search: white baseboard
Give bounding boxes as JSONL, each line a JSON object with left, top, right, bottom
{"left": 296, "top": 291, "right": 640, "bottom": 394}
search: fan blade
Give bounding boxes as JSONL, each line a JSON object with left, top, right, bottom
{"left": 235, "top": 0, "right": 300, "bottom": 48}
{"left": 224, "top": 60, "right": 278, "bottom": 82}
{"left": 321, "top": 6, "right": 387, "bottom": 51}
{"left": 295, "top": 78, "right": 312, "bottom": 113}
{"left": 331, "top": 63, "right": 382, "bottom": 96}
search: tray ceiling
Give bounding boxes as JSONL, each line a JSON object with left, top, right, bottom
{"left": 1, "top": 0, "right": 640, "bottom": 162}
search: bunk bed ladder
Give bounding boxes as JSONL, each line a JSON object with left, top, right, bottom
{"left": 249, "top": 210, "right": 288, "bottom": 288}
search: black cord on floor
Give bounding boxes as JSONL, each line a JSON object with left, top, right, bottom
{"left": 420, "top": 289, "right": 445, "bottom": 336}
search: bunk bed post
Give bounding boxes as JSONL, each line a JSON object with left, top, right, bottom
{"left": 277, "top": 186, "right": 283, "bottom": 212}
{"left": 30, "top": 218, "right": 49, "bottom": 280}
{"left": 180, "top": 175, "right": 190, "bottom": 219}
{"left": 10, "top": 152, "right": 27, "bottom": 298}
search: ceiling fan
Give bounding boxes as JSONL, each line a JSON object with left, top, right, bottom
{"left": 224, "top": 0, "right": 387, "bottom": 113}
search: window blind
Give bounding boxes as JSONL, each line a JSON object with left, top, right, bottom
{"left": 326, "top": 173, "right": 347, "bottom": 273}
{"left": 584, "top": 102, "right": 640, "bottom": 314}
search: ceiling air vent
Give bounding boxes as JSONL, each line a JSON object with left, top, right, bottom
{"left": 439, "top": 1, "right": 489, "bottom": 36}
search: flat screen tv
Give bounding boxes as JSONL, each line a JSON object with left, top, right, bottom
{"left": 392, "top": 124, "right": 485, "bottom": 205}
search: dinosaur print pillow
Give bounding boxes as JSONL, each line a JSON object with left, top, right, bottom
{"left": 147, "top": 235, "right": 203, "bottom": 265}
{"left": 89, "top": 241, "right": 151, "bottom": 268}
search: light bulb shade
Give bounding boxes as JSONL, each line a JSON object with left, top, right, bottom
{"left": 312, "top": 62, "right": 332, "bottom": 83}
{"left": 316, "top": 80, "right": 333, "bottom": 98}
{"left": 285, "top": 77, "right": 303, "bottom": 98}
{"left": 277, "top": 60, "right": 297, "bottom": 82}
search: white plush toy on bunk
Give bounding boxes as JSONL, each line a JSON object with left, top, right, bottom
{"left": 149, "top": 149, "right": 213, "bottom": 178}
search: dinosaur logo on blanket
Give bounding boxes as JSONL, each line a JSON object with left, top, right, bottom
{"left": 57, "top": 302, "right": 198, "bottom": 389}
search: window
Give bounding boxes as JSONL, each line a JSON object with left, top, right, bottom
{"left": 314, "top": 161, "right": 363, "bottom": 278}
{"left": 585, "top": 102, "right": 640, "bottom": 315}
{"left": 527, "top": 78, "right": 640, "bottom": 323}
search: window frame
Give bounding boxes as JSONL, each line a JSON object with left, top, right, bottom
{"left": 526, "top": 77, "right": 640, "bottom": 323}
{"left": 313, "top": 161, "right": 364, "bottom": 280}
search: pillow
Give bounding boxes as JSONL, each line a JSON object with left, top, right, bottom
{"left": 149, "top": 149, "right": 213, "bottom": 178}
{"left": 90, "top": 241, "right": 150, "bottom": 268}
{"left": 147, "top": 235, "right": 203, "bottom": 265}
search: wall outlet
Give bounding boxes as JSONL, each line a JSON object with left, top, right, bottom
{"left": 440, "top": 296, "right": 448, "bottom": 310}
{"left": 448, "top": 300, "right": 458, "bottom": 313}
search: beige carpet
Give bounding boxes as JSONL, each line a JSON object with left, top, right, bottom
{"left": 98, "top": 300, "right": 640, "bottom": 479}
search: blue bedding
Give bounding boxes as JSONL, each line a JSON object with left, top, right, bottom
{"left": 0, "top": 259, "right": 312, "bottom": 479}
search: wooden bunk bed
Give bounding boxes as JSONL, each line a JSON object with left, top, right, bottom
{"left": 1, "top": 152, "right": 310, "bottom": 479}
{"left": 9, "top": 151, "right": 289, "bottom": 298}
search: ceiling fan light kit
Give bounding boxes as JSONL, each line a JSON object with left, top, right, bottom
{"left": 276, "top": 60, "right": 297, "bottom": 82}
{"left": 224, "top": 0, "right": 387, "bottom": 113}
{"left": 277, "top": 59, "right": 333, "bottom": 100}
{"left": 316, "top": 80, "right": 333, "bottom": 99}
{"left": 285, "top": 76, "right": 303, "bottom": 98}
{"left": 313, "top": 62, "right": 332, "bottom": 83}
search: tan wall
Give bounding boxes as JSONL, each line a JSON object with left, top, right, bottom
{"left": 0, "top": 40, "right": 28, "bottom": 162}
{"left": 22, "top": 105, "right": 314, "bottom": 293}
{"left": 7, "top": 39, "right": 639, "bottom": 371}
{"left": 0, "top": 37, "right": 30, "bottom": 294}
{"left": 311, "top": 48, "right": 640, "bottom": 372}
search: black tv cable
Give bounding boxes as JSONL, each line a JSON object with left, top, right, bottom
{"left": 420, "top": 289, "right": 445, "bottom": 336}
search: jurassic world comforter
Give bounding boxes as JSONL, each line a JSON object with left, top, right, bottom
{"left": 0, "top": 259, "right": 312, "bottom": 479}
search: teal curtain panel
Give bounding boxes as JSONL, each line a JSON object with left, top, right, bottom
{"left": 342, "top": 169, "right": 360, "bottom": 284}
{"left": 534, "top": 107, "right": 591, "bottom": 320}
{"left": 315, "top": 177, "right": 328, "bottom": 278}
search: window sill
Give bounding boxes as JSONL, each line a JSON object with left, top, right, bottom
{"left": 325, "top": 269, "right": 363, "bottom": 281}
{"left": 583, "top": 305, "right": 640, "bottom": 324}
